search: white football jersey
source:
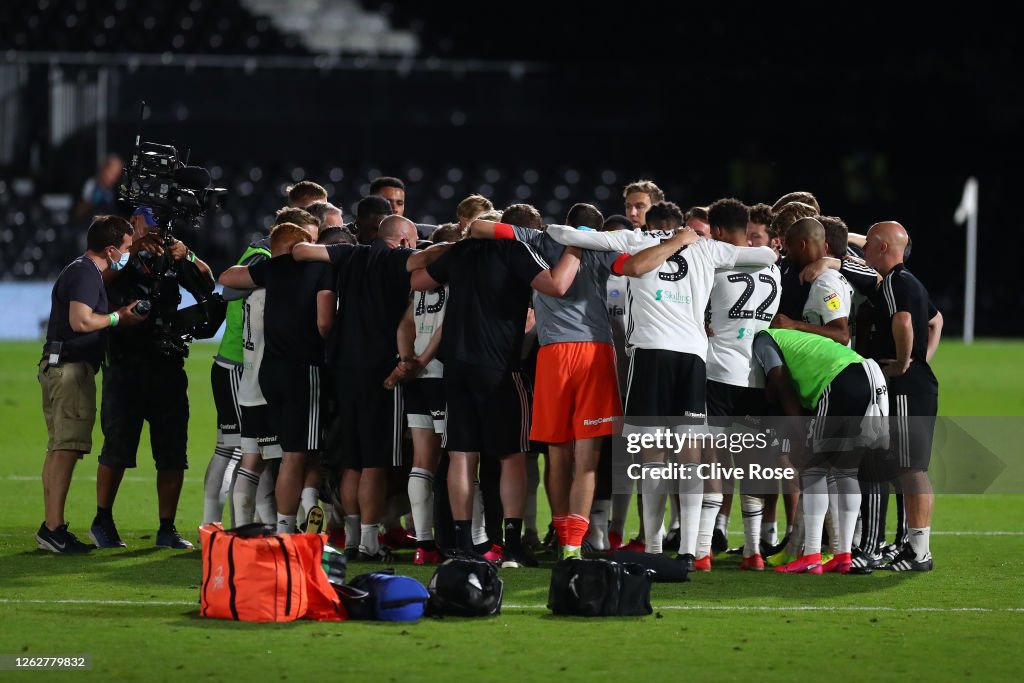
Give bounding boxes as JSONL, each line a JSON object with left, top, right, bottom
{"left": 545, "top": 226, "right": 777, "bottom": 360}
{"left": 238, "top": 289, "right": 266, "bottom": 407}
{"left": 413, "top": 285, "right": 447, "bottom": 379}
{"left": 803, "top": 269, "right": 853, "bottom": 345}
{"left": 706, "top": 262, "right": 782, "bottom": 388}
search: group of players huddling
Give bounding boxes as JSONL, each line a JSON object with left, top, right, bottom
{"left": 201, "top": 177, "right": 940, "bottom": 576}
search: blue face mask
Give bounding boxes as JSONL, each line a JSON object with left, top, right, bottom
{"left": 109, "top": 247, "right": 130, "bottom": 272}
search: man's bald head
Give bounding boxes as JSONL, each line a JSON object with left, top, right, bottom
{"left": 378, "top": 215, "right": 416, "bottom": 248}
{"left": 864, "top": 221, "right": 910, "bottom": 274}
{"left": 784, "top": 217, "right": 827, "bottom": 267}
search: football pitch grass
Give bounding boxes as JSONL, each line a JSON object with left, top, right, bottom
{"left": 1, "top": 340, "right": 1022, "bottom": 682}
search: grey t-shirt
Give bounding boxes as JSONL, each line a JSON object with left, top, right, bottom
{"left": 511, "top": 225, "right": 621, "bottom": 346}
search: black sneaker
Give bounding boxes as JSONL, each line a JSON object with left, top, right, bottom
{"left": 676, "top": 552, "right": 696, "bottom": 572}
{"left": 663, "top": 528, "right": 681, "bottom": 552}
{"left": 500, "top": 547, "right": 538, "bottom": 568}
{"left": 881, "top": 546, "right": 933, "bottom": 572}
{"left": 879, "top": 542, "right": 903, "bottom": 563}
{"left": 761, "top": 534, "right": 789, "bottom": 559}
{"left": 156, "top": 526, "right": 194, "bottom": 550}
{"left": 851, "top": 546, "right": 884, "bottom": 570}
{"left": 355, "top": 546, "right": 393, "bottom": 563}
{"left": 343, "top": 546, "right": 360, "bottom": 561}
{"left": 36, "top": 522, "right": 94, "bottom": 553}
{"left": 90, "top": 516, "right": 126, "bottom": 548}
{"left": 711, "top": 528, "right": 729, "bottom": 554}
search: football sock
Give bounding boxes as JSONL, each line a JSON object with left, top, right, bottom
{"left": 741, "top": 494, "right": 764, "bottom": 558}
{"left": 678, "top": 464, "right": 703, "bottom": 556}
{"left": 610, "top": 493, "right": 630, "bottom": 538}
{"left": 276, "top": 514, "right": 297, "bottom": 535}
{"left": 360, "top": 523, "right": 380, "bottom": 554}
{"left": 714, "top": 511, "right": 729, "bottom": 535}
{"left": 95, "top": 506, "right": 113, "bottom": 523}
{"left": 640, "top": 463, "right": 667, "bottom": 554}
{"left": 299, "top": 487, "right": 319, "bottom": 519}
{"left": 826, "top": 471, "right": 840, "bottom": 554}
{"left": 159, "top": 517, "right": 175, "bottom": 533}
{"left": 586, "top": 499, "right": 610, "bottom": 550}
{"left": 343, "top": 515, "right": 360, "bottom": 549}
{"left": 254, "top": 468, "right": 277, "bottom": 524}
{"left": 908, "top": 527, "right": 931, "bottom": 560}
{"left": 565, "top": 513, "right": 589, "bottom": 550}
{"left": 697, "top": 492, "right": 723, "bottom": 558}
{"left": 453, "top": 520, "right": 474, "bottom": 550}
{"left": 552, "top": 514, "right": 568, "bottom": 547}
{"left": 894, "top": 489, "right": 908, "bottom": 546}
{"left": 471, "top": 482, "right": 489, "bottom": 546}
{"left": 408, "top": 467, "right": 435, "bottom": 542}
{"left": 800, "top": 467, "right": 829, "bottom": 556}
{"left": 232, "top": 467, "right": 260, "bottom": 526}
{"left": 504, "top": 518, "right": 524, "bottom": 552}
{"left": 833, "top": 468, "right": 861, "bottom": 555}
{"left": 202, "top": 445, "right": 236, "bottom": 524}
{"left": 668, "top": 494, "right": 681, "bottom": 532}
{"left": 762, "top": 520, "right": 778, "bottom": 547}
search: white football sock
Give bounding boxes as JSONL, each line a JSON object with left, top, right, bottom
{"left": 408, "top": 467, "right": 435, "bottom": 542}
{"left": 232, "top": 467, "right": 260, "bottom": 526}
{"left": 299, "top": 487, "right": 319, "bottom": 521}
{"left": 640, "top": 463, "right": 667, "bottom": 554}
{"left": 714, "top": 511, "right": 729, "bottom": 534}
{"left": 254, "top": 468, "right": 277, "bottom": 524}
{"left": 741, "top": 494, "right": 764, "bottom": 558}
{"left": 586, "top": 499, "right": 611, "bottom": 550}
{"left": 360, "top": 523, "right": 380, "bottom": 554}
{"left": 668, "top": 494, "right": 681, "bottom": 532}
{"left": 472, "top": 482, "right": 489, "bottom": 546}
{"left": 908, "top": 527, "right": 931, "bottom": 561}
{"left": 826, "top": 472, "right": 840, "bottom": 554}
{"left": 678, "top": 464, "right": 703, "bottom": 556}
{"left": 202, "top": 446, "right": 236, "bottom": 524}
{"left": 276, "top": 513, "right": 297, "bottom": 534}
{"left": 344, "top": 515, "right": 360, "bottom": 550}
{"left": 800, "top": 468, "right": 829, "bottom": 556}
{"left": 697, "top": 492, "right": 723, "bottom": 558}
{"left": 834, "top": 468, "right": 861, "bottom": 555}
{"left": 761, "top": 520, "right": 778, "bottom": 547}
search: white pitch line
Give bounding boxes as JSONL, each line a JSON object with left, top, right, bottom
{"left": 0, "top": 598, "right": 1021, "bottom": 613}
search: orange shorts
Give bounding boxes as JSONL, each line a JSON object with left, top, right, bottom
{"left": 530, "top": 342, "right": 622, "bottom": 443}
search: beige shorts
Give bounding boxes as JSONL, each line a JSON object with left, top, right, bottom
{"left": 38, "top": 359, "right": 97, "bottom": 454}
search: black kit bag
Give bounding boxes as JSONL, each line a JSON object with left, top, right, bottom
{"left": 425, "top": 554, "right": 504, "bottom": 617}
{"left": 548, "top": 558, "right": 653, "bottom": 617}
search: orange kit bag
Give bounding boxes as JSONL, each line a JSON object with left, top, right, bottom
{"left": 199, "top": 523, "right": 346, "bottom": 622}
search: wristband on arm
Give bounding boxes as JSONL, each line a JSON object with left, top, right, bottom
{"left": 109, "top": 312, "right": 119, "bottom": 327}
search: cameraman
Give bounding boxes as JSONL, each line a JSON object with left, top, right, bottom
{"left": 37, "top": 216, "right": 147, "bottom": 553}
{"left": 90, "top": 206, "right": 215, "bottom": 550}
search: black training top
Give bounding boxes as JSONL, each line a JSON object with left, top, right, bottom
{"left": 778, "top": 256, "right": 812, "bottom": 320}
{"left": 45, "top": 255, "right": 109, "bottom": 369}
{"left": 249, "top": 255, "right": 334, "bottom": 365}
{"left": 426, "top": 239, "right": 548, "bottom": 372}
{"left": 869, "top": 263, "right": 939, "bottom": 395}
{"left": 326, "top": 240, "right": 413, "bottom": 369}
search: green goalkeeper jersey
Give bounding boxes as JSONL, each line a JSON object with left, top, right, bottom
{"left": 757, "top": 328, "right": 863, "bottom": 410}
{"left": 214, "top": 238, "right": 271, "bottom": 366}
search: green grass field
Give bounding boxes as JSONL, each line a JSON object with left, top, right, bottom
{"left": 1, "top": 340, "right": 1023, "bottom": 682}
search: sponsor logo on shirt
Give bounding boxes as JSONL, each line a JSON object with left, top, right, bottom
{"left": 609, "top": 289, "right": 621, "bottom": 298}
{"left": 608, "top": 305, "right": 625, "bottom": 317}
{"left": 655, "top": 289, "right": 692, "bottom": 304}
{"left": 823, "top": 291, "right": 841, "bottom": 311}
{"left": 583, "top": 416, "right": 619, "bottom": 426}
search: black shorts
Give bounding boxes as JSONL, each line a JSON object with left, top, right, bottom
{"left": 240, "top": 404, "right": 282, "bottom": 460}
{"left": 333, "top": 363, "right": 405, "bottom": 470}
{"left": 442, "top": 361, "right": 531, "bottom": 456}
{"left": 258, "top": 360, "right": 325, "bottom": 453}
{"left": 405, "top": 377, "right": 446, "bottom": 434}
{"left": 706, "top": 380, "right": 769, "bottom": 432}
{"left": 210, "top": 362, "right": 243, "bottom": 447}
{"left": 99, "top": 359, "right": 189, "bottom": 470}
{"left": 891, "top": 392, "right": 938, "bottom": 471}
{"left": 805, "top": 363, "right": 873, "bottom": 468}
{"left": 624, "top": 348, "right": 706, "bottom": 426}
